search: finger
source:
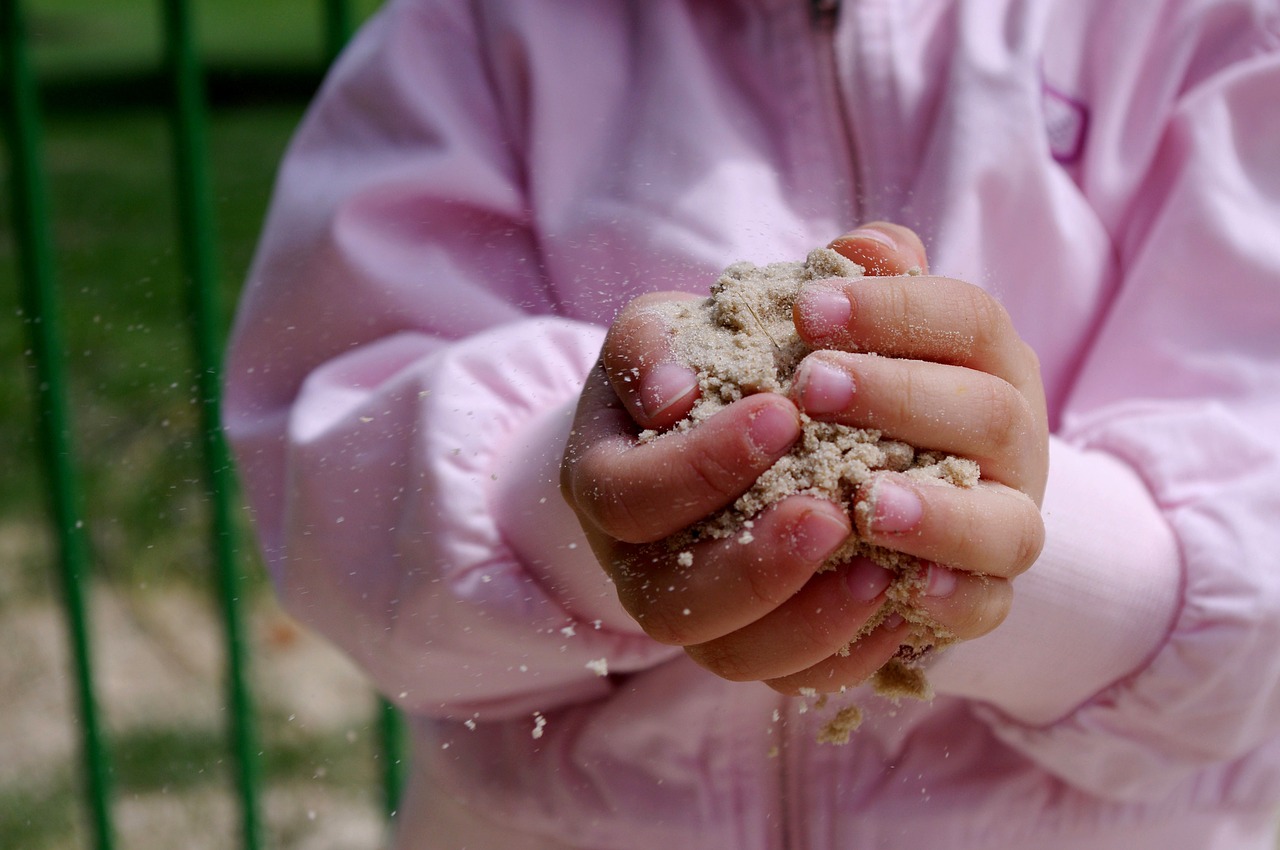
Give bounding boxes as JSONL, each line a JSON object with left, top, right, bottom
{"left": 852, "top": 472, "right": 1044, "bottom": 579}
{"left": 792, "top": 274, "right": 1043, "bottom": 397}
{"left": 608, "top": 496, "right": 852, "bottom": 646}
{"left": 827, "top": 222, "right": 929, "bottom": 276}
{"left": 791, "top": 351, "right": 1044, "bottom": 494}
{"left": 564, "top": 382, "right": 802, "bottom": 543}
{"left": 911, "top": 564, "right": 1014, "bottom": 641}
{"left": 682, "top": 557, "right": 896, "bottom": 681}
{"left": 603, "top": 292, "right": 702, "bottom": 430}
{"left": 764, "top": 617, "right": 911, "bottom": 695}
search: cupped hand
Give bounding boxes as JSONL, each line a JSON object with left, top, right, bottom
{"left": 768, "top": 223, "right": 1049, "bottom": 694}
{"left": 561, "top": 223, "right": 1045, "bottom": 694}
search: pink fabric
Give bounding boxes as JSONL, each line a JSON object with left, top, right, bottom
{"left": 224, "top": 0, "right": 1280, "bottom": 847}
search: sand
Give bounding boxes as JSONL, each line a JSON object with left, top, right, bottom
{"left": 643, "top": 248, "right": 980, "bottom": 734}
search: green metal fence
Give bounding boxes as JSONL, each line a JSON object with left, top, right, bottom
{"left": 2, "top": 2, "right": 404, "bottom": 847}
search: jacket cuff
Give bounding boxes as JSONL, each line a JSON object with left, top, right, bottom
{"left": 927, "top": 437, "right": 1182, "bottom": 725}
{"left": 490, "top": 394, "right": 645, "bottom": 633}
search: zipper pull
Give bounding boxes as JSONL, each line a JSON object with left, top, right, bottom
{"left": 810, "top": 0, "right": 841, "bottom": 29}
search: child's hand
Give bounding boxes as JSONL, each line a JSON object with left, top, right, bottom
{"left": 772, "top": 225, "right": 1049, "bottom": 692}
{"left": 560, "top": 224, "right": 1046, "bottom": 694}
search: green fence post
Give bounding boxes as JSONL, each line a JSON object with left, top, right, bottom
{"left": 322, "top": 0, "right": 357, "bottom": 65}
{"left": 158, "top": 1, "right": 265, "bottom": 847}
{"left": 1, "top": 3, "right": 117, "bottom": 850}
{"left": 379, "top": 698, "right": 407, "bottom": 817}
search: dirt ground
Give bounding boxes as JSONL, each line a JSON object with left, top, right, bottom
{"left": 0, "top": 522, "right": 392, "bottom": 850}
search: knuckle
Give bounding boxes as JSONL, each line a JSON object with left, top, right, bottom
{"left": 888, "top": 366, "right": 922, "bottom": 428}
{"left": 964, "top": 285, "right": 1013, "bottom": 351}
{"left": 601, "top": 319, "right": 640, "bottom": 376}
{"left": 975, "top": 380, "right": 1025, "bottom": 459}
{"left": 623, "top": 591, "right": 697, "bottom": 647}
{"left": 683, "top": 444, "right": 748, "bottom": 503}
{"left": 559, "top": 458, "right": 578, "bottom": 509}
{"left": 739, "top": 554, "right": 796, "bottom": 610}
{"left": 955, "top": 578, "right": 1013, "bottom": 638}
{"left": 582, "top": 474, "right": 660, "bottom": 545}
{"left": 979, "top": 579, "right": 1015, "bottom": 634}
{"left": 764, "top": 678, "right": 803, "bottom": 696}
{"left": 1011, "top": 502, "right": 1046, "bottom": 574}
{"left": 946, "top": 492, "right": 1005, "bottom": 574}
{"left": 1018, "top": 339, "right": 1042, "bottom": 376}
{"left": 562, "top": 439, "right": 628, "bottom": 530}
{"left": 563, "top": 456, "right": 603, "bottom": 519}
{"left": 573, "top": 451, "right": 681, "bottom": 544}
{"left": 882, "top": 279, "right": 915, "bottom": 330}
{"left": 946, "top": 487, "right": 1043, "bottom": 579}
{"left": 686, "top": 641, "right": 758, "bottom": 682}
{"left": 597, "top": 498, "right": 654, "bottom": 545}
{"left": 787, "top": 606, "right": 847, "bottom": 661}
{"left": 639, "top": 612, "right": 694, "bottom": 647}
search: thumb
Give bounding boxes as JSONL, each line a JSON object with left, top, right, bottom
{"left": 603, "top": 291, "right": 702, "bottom": 431}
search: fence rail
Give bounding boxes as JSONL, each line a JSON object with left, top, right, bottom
{"left": 1, "top": 2, "right": 401, "bottom": 847}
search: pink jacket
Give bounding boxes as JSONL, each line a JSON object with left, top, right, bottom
{"left": 224, "top": 0, "right": 1280, "bottom": 847}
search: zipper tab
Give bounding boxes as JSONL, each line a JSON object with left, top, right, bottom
{"left": 810, "top": 0, "right": 841, "bottom": 29}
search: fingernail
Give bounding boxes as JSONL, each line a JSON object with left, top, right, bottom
{"left": 849, "top": 226, "right": 897, "bottom": 250}
{"left": 868, "top": 477, "right": 922, "bottom": 534}
{"left": 796, "top": 359, "right": 855, "bottom": 415}
{"left": 882, "top": 612, "right": 906, "bottom": 630}
{"left": 791, "top": 510, "right": 850, "bottom": 563}
{"left": 796, "top": 284, "right": 852, "bottom": 340}
{"left": 924, "top": 563, "right": 958, "bottom": 598}
{"left": 748, "top": 405, "right": 801, "bottom": 456}
{"left": 845, "top": 557, "right": 893, "bottom": 602}
{"left": 640, "top": 362, "right": 699, "bottom": 420}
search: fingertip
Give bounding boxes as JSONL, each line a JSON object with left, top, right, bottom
{"left": 922, "top": 562, "right": 959, "bottom": 598}
{"left": 745, "top": 395, "right": 803, "bottom": 458}
{"left": 604, "top": 293, "right": 701, "bottom": 429}
{"left": 828, "top": 222, "right": 929, "bottom": 276}
{"left": 844, "top": 557, "right": 894, "bottom": 603}
{"left": 915, "top": 573, "right": 1014, "bottom": 640}
{"left": 638, "top": 361, "right": 700, "bottom": 427}
{"left": 792, "top": 355, "right": 856, "bottom": 416}
{"left": 794, "top": 282, "right": 853, "bottom": 344}
{"left": 788, "top": 503, "right": 853, "bottom": 564}
{"left": 854, "top": 474, "right": 924, "bottom": 538}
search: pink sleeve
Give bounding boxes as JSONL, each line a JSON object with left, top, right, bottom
{"left": 278, "top": 321, "right": 677, "bottom": 721}
{"left": 224, "top": 1, "right": 677, "bottom": 721}
{"left": 928, "top": 437, "right": 1182, "bottom": 727}
{"left": 932, "top": 40, "right": 1280, "bottom": 798}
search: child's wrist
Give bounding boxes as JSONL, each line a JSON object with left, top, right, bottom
{"left": 926, "top": 437, "right": 1181, "bottom": 726}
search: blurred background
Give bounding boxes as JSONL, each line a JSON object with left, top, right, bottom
{"left": 1, "top": 1, "right": 399, "bottom": 847}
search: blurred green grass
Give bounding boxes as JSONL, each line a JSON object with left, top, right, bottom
{"left": 1, "top": 104, "right": 302, "bottom": 592}
{"left": 28, "top": 0, "right": 381, "bottom": 78}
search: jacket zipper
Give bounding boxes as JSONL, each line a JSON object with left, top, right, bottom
{"left": 810, "top": 0, "right": 861, "bottom": 228}
{"left": 810, "top": 0, "right": 841, "bottom": 29}
{"left": 776, "top": 694, "right": 794, "bottom": 850}
{"left": 779, "top": 9, "right": 851, "bottom": 850}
